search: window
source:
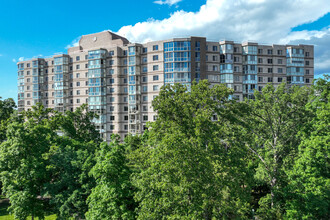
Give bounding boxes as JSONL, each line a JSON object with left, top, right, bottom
{"left": 124, "top": 115, "right": 128, "bottom": 120}
{"left": 305, "top": 52, "right": 310, "bottom": 57}
{"left": 278, "top": 59, "right": 283, "bottom": 64}
{"left": 212, "top": 46, "right": 218, "bottom": 51}
{"left": 76, "top": 90, "right": 80, "bottom": 95}
{"left": 258, "top": 67, "right": 263, "bottom": 73}
{"left": 143, "top": 76, "right": 148, "bottom": 82}
{"left": 110, "top": 125, "right": 114, "bottom": 130}
{"left": 277, "top": 50, "right": 283, "bottom": 55}
{"left": 109, "top": 78, "right": 114, "bottom": 84}
{"left": 27, "top": 78, "right": 30, "bottom": 82}
{"left": 142, "top": 47, "right": 148, "bottom": 53}
{"left": 153, "top": 55, "right": 158, "bottom": 61}
{"left": 76, "top": 82, "right": 80, "bottom": 86}
{"left": 267, "top": 68, "right": 273, "bottom": 73}
{"left": 124, "top": 106, "right": 128, "bottom": 111}
{"left": 213, "top": 56, "right": 217, "bottom": 61}
{"left": 124, "top": 125, "right": 128, "bottom": 130}
{"left": 153, "top": 75, "right": 159, "bottom": 81}
{"left": 110, "top": 106, "right": 114, "bottom": 111}
{"left": 143, "top": 115, "right": 148, "bottom": 121}
{"left": 123, "top": 50, "right": 127, "bottom": 56}
{"left": 143, "top": 96, "right": 148, "bottom": 102}
{"left": 85, "top": 55, "right": 88, "bottom": 59}
{"left": 153, "top": 65, "right": 159, "bottom": 71}
{"left": 267, "top": 49, "right": 273, "bottom": 55}
{"left": 109, "top": 97, "right": 115, "bottom": 102}
{"left": 278, "top": 68, "right": 283, "bottom": 73}
{"left": 143, "top": 86, "right": 148, "bottom": 92}
{"left": 110, "top": 116, "right": 115, "bottom": 121}
{"left": 124, "top": 87, "right": 128, "bottom": 93}
{"left": 306, "top": 69, "right": 310, "bottom": 75}
{"left": 234, "top": 47, "right": 239, "bottom": 53}
{"left": 234, "top": 56, "right": 240, "bottom": 62}
{"left": 76, "top": 73, "right": 80, "bottom": 78}
{"left": 109, "top": 60, "right": 114, "bottom": 65}
{"left": 153, "top": 45, "right": 158, "bottom": 51}
{"left": 306, "top": 78, "right": 310, "bottom": 83}
{"left": 153, "top": 115, "right": 158, "bottom": 121}
{"left": 268, "top": 77, "right": 273, "bottom": 82}
{"left": 278, "top": 77, "right": 283, "bottom": 82}
{"left": 258, "top": 49, "right": 263, "bottom": 54}
{"left": 109, "top": 88, "right": 115, "bottom": 93}
{"left": 76, "top": 99, "right": 80, "bottom": 103}
{"left": 267, "top": 59, "right": 273, "bottom": 64}
{"left": 76, "top": 56, "right": 80, "bottom": 61}
{"left": 109, "top": 50, "right": 114, "bottom": 56}
{"left": 258, "top": 77, "right": 263, "bottom": 82}
{"left": 27, "top": 71, "right": 30, "bottom": 75}
{"left": 305, "top": 60, "right": 310, "bottom": 65}
{"left": 76, "top": 64, "right": 80, "bottom": 70}
{"left": 142, "top": 57, "right": 147, "bottom": 63}
{"left": 109, "top": 69, "right": 114, "bottom": 75}
{"left": 234, "top": 66, "right": 239, "bottom": 72}
{"left": 142, "top": 66, "right": 148, "bottom": 73}
{"left": 258, "top": 58, "right": 263, "bottom": 63}
{"left": 212, "top": 65, "right": 218, "bottom": 71}
{"left": 123, "top": 78, "right": 127, "bottom": 83}
{"left": 234, "top": 75, "right": 240, "bottom": 82}
{"left": 258, "top": 86, "right": 263, "bottom": 92}
{"left": 143, "top": 105, "right": 148, "bottom": 111}
{"left": 153, "top": 85, "right": 159, "bottom": 91}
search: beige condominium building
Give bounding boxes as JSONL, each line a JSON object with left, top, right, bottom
{"left": 17, "top": 31, "right": 314, "bottom": 140}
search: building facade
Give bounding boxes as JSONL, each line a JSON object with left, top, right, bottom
{"left": 17, "top": 31, "right": 314, "bottom": 140}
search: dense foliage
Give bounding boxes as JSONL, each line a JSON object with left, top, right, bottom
{"left": 0, "top": 79, "right": 328, "bottom": 219}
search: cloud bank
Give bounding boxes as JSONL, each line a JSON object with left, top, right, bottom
{"left": 154, "top": 0, "right": 182, "bottom": 6}
{"left": 116, "top": 0, "right": 330, "bottom": 75}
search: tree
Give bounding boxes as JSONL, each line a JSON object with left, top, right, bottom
{"left": 0, "top": 104, "right": 56, "bottom": 220}
{"left": 285, "top": 76, "right": 330, "bottom": 219}
{"left": 237, "top": 83, "right": 314, "bottom": 218}
{"left": 131, "top": 80, "right": 251, "bottom": 219}
{"left": 0, "top": 97, "right": 16, "bottom": 142}
{"left": 45, "top": 105, "right": 101, "bottom": 219}
{"left": 86, "top": 135, "right": 137, "bottom": 220}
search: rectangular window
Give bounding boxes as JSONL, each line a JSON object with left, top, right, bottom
{"left": 278, "top": 68, "right": 283, "bottom": 73}
{"left": 305, "top": 60, "right": 310, "bottom": 65}
{"left": 109, "top": 79, "right": 114, "bottom": 84}
{"left": 306, "top": 78, "right": 310, "bottom": 83}
{"left": 143, "top": 96, "right": 148, "bottom": 102}
{"left": 76, "top": 56, "right": 80, "bottom": 61}
{"left": 143, "top": 115, "right": 148, "bottom": 121}
{"left": 153, "top": 45, "right": 159, "bottom": 51}
{"left": 267, "top": 59, "right": 273, "bottom": 64}
{"left": 109, "top": 50, "right": 114, "bottom": 56}
{"left": 143, "top": 76, "right": 148, "bottom": 82}
{"left": 306, "top": 69, "right": 310, "bottom": 75}
{"left": 258, "top": 58, "right": 263, "bottom": 63}
{"left": 153, "top": 75, "right": 159, "bottom": 81}
{"left": 109, "top": 69, "right": 114, "bottom": 74}
{"left": 268, "top": 77, "right": 273, "bottom": 82}
{"left": 258, "top": 77, "right": 263, "bottom": 82}
{"left": 258, "top": 49, "right": 263, "bottom": 54}
{"left": 268, "top": 68, "right": 273, "bottom": 73}
{"left": 76, "top": 82, "right": 80, "bottom": 86}
{"left": 278, "top": 77, "right": 283, "bottom": 82}
{"left": 212, "top": 46, "right": 218, "bottom": 51}
{"left": 153, "top": 55, "right": 159, "bottom": 61}
{"left": 278, "top": 59, "right": 283, "bottom": 64}
{"left": 153, "top": 65, "right": 159, "bottom": 71}
{"left": 142, "top": 47, "right": 148, "bottom": 53}
{"left": 267, "top": 49, "right": 273, "bottom": 55}
{"left": 143, "top": 86, "right": 148, "bottom": 92}
{"left": 277, "top": 50, "right": 283, "bottom": 55}
{"left": 110, "top": 116, "right": 115, "bottom": 121}
{"left": 76, "top": 64, "right": 80, "bottom": 70}
{"left": 153, "top": 85, "right": 159, "bottom": 91}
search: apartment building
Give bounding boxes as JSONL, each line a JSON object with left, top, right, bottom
{"left": 17, "top": 31, "right": 314, "bottom": 140}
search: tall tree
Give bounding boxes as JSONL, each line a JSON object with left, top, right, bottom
{"left": 0, "top": 97, "right": 16, "bottom": 142}
{"left": 0, "top": 104, "right": 56, "bottom": 220}
{"left": 45, "top": 104, "right": 101, "bottom": 219}
{"left": 86, "top": 135, "right": 137, "bottom": 220}
{"left": 132, "top": 80, "right": 251, "bottom": 219}
{"left": 285, "top": 76, "right": 330, "bottom": 219}
{"left": 237, "top": 83, "right": 313, "bottom": 218}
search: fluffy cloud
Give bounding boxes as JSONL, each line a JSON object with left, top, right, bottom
{"left": 117, "top": 0, "right": 330, "bottom": 74}
{"left": 154, "top": 0, "right": 182, "bottom": 6}
{"left": 65, "top": 37, "right": 80, "bottom": 49}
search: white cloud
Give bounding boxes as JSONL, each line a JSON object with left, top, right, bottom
{"left": 118, "top": 0, "right": 330, "bottom": 44}
{"left": 154, "top": 0, "right": 182, "bottom": 6}
{"left": 12, "top": 59, "right": 16, "bottom": 63}
{"left": 65, "top": 36, "right": 80, "bottom": 49}
{"left": 116, "top": 0, "right": 330, "bottom": 74}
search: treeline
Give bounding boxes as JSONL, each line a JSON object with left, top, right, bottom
{"left": 0, "top": 77, "right": 328, "bottom": 219}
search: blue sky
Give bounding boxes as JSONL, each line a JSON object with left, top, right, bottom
{"left": 0, "top": 0, "right": 329, "bottom": 102}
